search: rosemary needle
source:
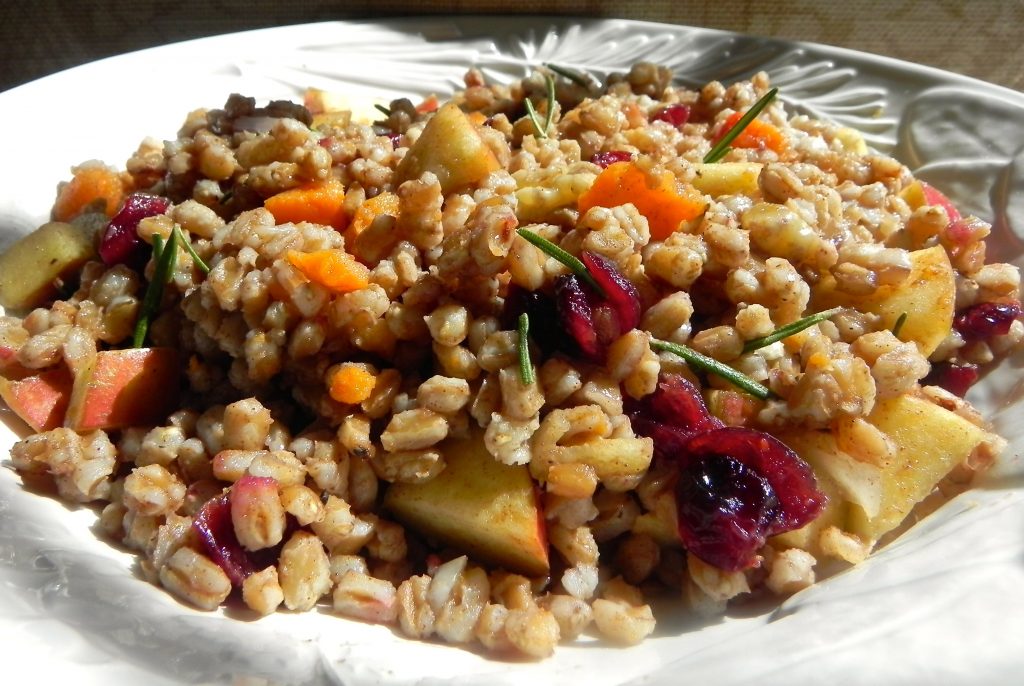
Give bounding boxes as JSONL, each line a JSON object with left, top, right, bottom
{"left": 544, "top": 63, "right": 595, "bottom": 90}
{"left": 132, "top": 229, "right": 178, "bottom": 348}
{"left": 703, "top": 87, "right": 779, "bottom": 163}
{"left": 516, "top": 228, "right": 604, "bottom": 295}
{"left": 174, "top": 225, "right": 210, "bottom": 274}
{"left": 650, "top": 338, "right": 775, "bottom": 400}
{"left": 518, "top": 312, "right": 535, "bottom": 386}
{"left": 892, "top": 312, "right": 908, "bottom": 338}
{"left": 742, "top": 307, "right": 844, "bottom": 353}
{"left": 524, "top": 73, "right": 557, "bottom": 139}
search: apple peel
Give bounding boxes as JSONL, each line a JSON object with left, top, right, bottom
{"left": 64, "top": 347, "right": 180, "bottom": 431}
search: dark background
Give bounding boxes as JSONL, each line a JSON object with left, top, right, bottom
{"left": 1, "top": 1, "right": 1022, "bottom": 93}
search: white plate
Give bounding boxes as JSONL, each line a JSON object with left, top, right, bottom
{"left": 1, "top": 17, "right": 1023, "bottom": 686}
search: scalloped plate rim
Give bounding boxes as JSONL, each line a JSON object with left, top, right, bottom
{"left": 1, "top": 15, "right": 1023, "bottom": 686}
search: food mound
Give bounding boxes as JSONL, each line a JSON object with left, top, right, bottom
{"left": 0, "top": 63, "right": 1019, "bottom": 658}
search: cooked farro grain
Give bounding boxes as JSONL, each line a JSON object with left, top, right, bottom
{"left": 159, "top": 547, "right": 233, "bottom": 611}
{"left": 278, "top": 530, "right": 332, "bottom": 611}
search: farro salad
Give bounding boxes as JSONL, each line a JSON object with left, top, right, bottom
{"left": 0, "top": 62, "right": 1019, "bottom": 658}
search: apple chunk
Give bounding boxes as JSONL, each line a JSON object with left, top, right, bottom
{"left": 691, "top": 162, "right": 762, "bottom": 198}
{"left": 394, "top": 102, "right": 501, "bottom": 195}
{"left": 812, "top": 245, "right": 955, "bottom": 356}
{"left": 64, "top": 347, "right": 180, "bottom": 431}
{"left": 849, "top": 393, "right": 992, "bottom": 542}
{"left": 0, "top": 221, "right": 97, "bottom": 311}
{"left": 0, "top": 365, "right": 74, "bottom": 431}
{"left": 768, "top": 429, "right": 854, "bottom": 558}
{"left": 383, "top": 428, "right": 549, "bottom": 577}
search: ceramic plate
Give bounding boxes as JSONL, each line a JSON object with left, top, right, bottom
{"left": 1, "top": 17, "right": 1022, "bottom": 686}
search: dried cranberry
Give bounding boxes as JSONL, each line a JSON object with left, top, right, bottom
{"left": 629, "top": 417, "right": 698, "bottom": 462}
{"left": 628, "top": 373, "right": 826, "bottom": 571}
{"left": 581, "top": 252, "right": 641, "bottom": 333}
{"left": 674, "top": 428, "right": 825, "bottom": 571}
{"left": 923, "top": 361, "right": 979, "bottom": 397}
{"left": 99, "top": 193, "right": 171, "bottom": 269}
{"left": 554, "top": 274, "right": 602, "bottom": 361}
{"left": 682, "top": 428, "right": 825, "bottom": 534}
{"left": 591, "top": 150, "right": 634, "bottom": 168}
{"left": 650, "top": 104, "right": 691, "bottom": 128}
{"left": 675, "top": 453, "right": 780, "bottom": 571}
{"left": 387, "top": 131, "right": 403, "bottom": 148}
{"left": 553, "top": 252, "right": 643, "bottom": 362}
{"left": 954, "top": 301, "right": 1021, "bottom": 341}
{"left": 193, "top": 493, "right": 254, "bottom": 586}
{"left": 626, "top": 374, "right": 723, "bottom": 458}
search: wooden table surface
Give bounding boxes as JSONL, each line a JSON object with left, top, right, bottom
{"left": 1, "top": 1, "right": 1021, "bottom": 93}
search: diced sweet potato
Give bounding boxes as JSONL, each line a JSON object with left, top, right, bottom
{"left": 52, "top": 163, "right": 128, "bottom": 222}
{"left": 264, "top": 180, "right": 348, "bottom": 229}
{"left": 577, "top": 161, "right": 707, "bottom": 240}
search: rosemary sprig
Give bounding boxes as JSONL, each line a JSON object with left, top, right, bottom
{"left": 132, "top": 230, "right": 178, "bottom": 348}
{"left": 518, "top": 313, "right": 535, "bottom": 386}
{"left": 544, "top": 63, "right": 595, "bottom": 90}
{"left": 742, "top": 307, "right": 844, "bottom": 353}
{"left": 650, "top": 338, "right": 775, "bottom": 400}
{"left": 892, "top": 311, "right": 908, "bottom": 338}
{"left": 373, "top": 103, "right": 392, "bottom": 117}
{"left": 524, "top": 99, "right": 545, "bottom": 138}
{"left": 524, "top": 73, "right": 557, "bottom": 139}
{"left": 173, "top": 225, "right": 210, "bottom": 274}
{"left": 703, "top": 87, "right": 779, "bottom": 163}
{"left": 516, "top": 228, "right": 604, "bottom": 295}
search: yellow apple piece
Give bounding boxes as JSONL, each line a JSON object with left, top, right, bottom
{"left": 848, "top": 393, "right": 992, "bottom": 542}
{"left": 0, "top": 221, "right": 97, "bottom": 310}
{"left": 64, "top": 348, "right": 180, "bottom": 431}
{"left": 899, "top": 179, "right": 927, "bottom": 211}
{"left": 768, "top": 429, "right": 851, "bottom": 558}
{"left": 303, "top": 87, "right": 380, "bottom": 125}
{"left": 690, "top": 162, "right": 763, "bottom": 198}
{"left": 514, "top": 170, "right": 597, "bottom": 223}
{"left": 834, "top": 126, "right": 868, "bottom": 154}
{"left": 394, "top": 102, "right": 501, "bottom": 195}
{"left": 812, "top": 245, "right": 955, "bottom": 356}
{"left": 383, "top": 428, "right": 549, "bottom": 577}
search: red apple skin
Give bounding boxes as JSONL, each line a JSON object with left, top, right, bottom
{"left": 921, "top": 182, "right": 961, "bottom": 222}
{"left": 0, "top": 365, "right": 73, "bottom": 432}
{"left": 65, "top": 348, "right": 180, "bottom": 431}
